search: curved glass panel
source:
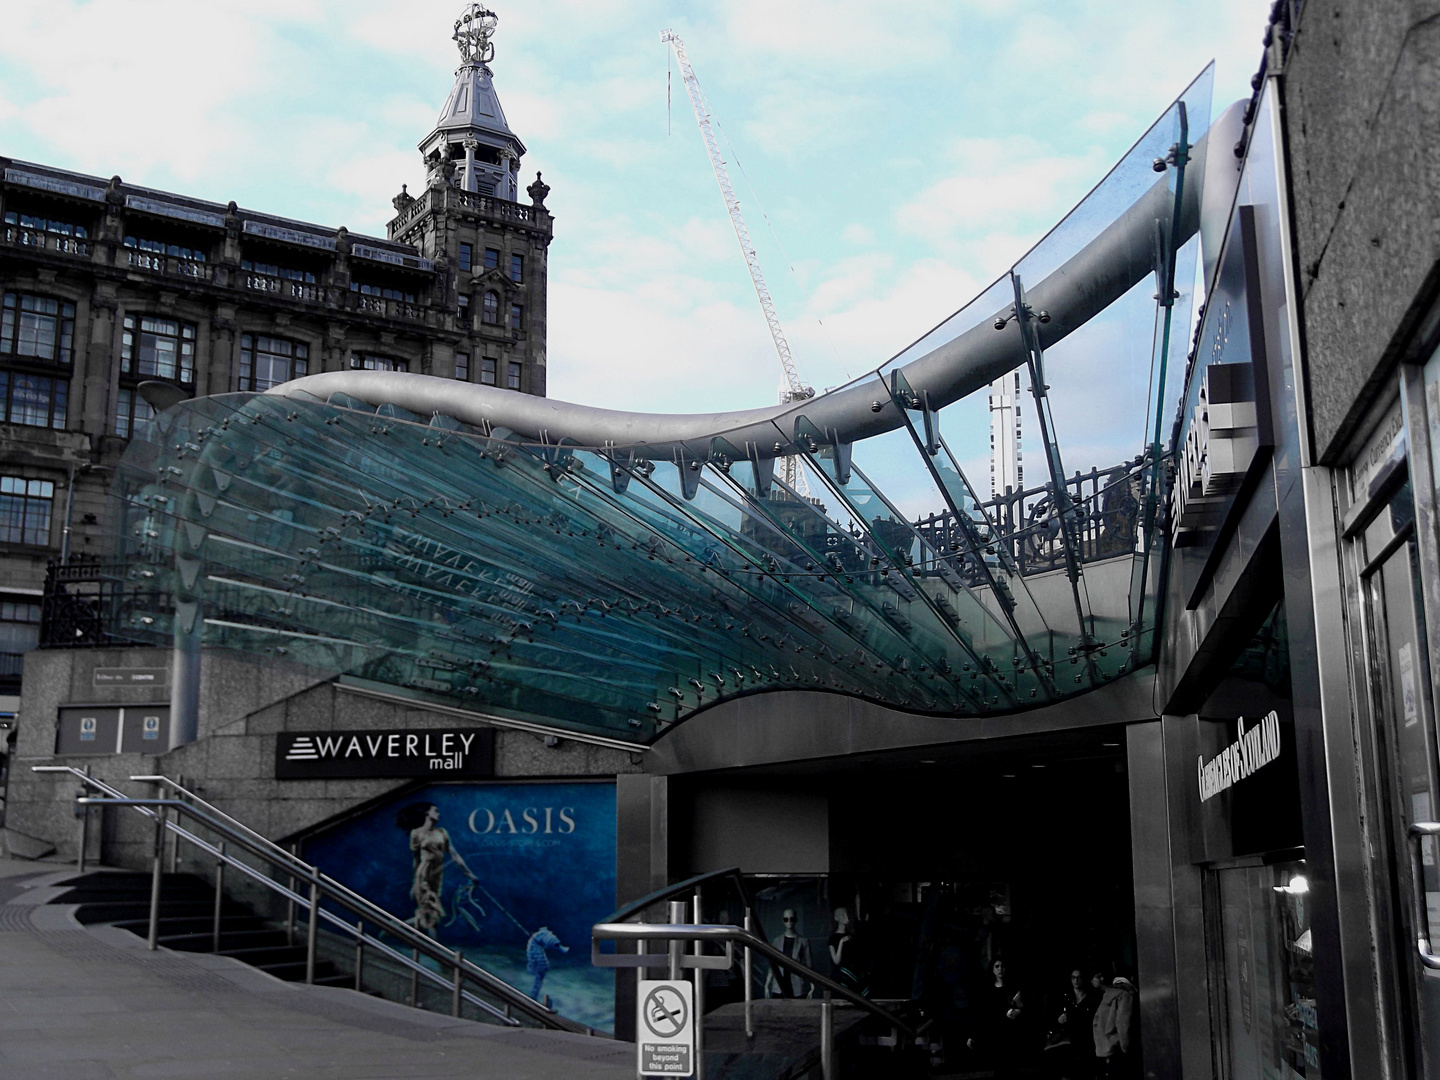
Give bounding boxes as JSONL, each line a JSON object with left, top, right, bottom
{"left": 99, "top": 68, "right": 1219, "bottom": 745}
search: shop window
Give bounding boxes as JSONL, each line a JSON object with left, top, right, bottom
{"left": 454, "top": 352, "right": 469, "bottom": 381}
{"left": 1, "top": 293, "right": 75, "bottom": 364}
{"left": 122, "top": 315, "right": 195, "bottom": 383}
{"left": 482, "top": 291, "right": 499, "bottom": 325}
{"left": 0, "top": 476, "right": 54, "bottom": 546}
{"left": 350, "top": 354, "right": 408, "bottom": 372}
{"left": 1212, "top": 861, "right": 1320, "bottom": 1075}
{"left": 507, "top": 361, "right": 521, "bottom": 390}
{"left": 113, "top": 387, "right": 157, "bottom": 440}
{"left": 510, "top": 253, "right": 523, "bottom": 283}
{"left": 0, "top": 371, "right": 67, "bottom": 429}
{"left": 459, "top": 243, "right": 473, "bottom": 272}
{"left": 480, "top": 357, "right": 496, "bottom": 385}
{"left": 240, "top": 334, "right": 309, "bottom": 392}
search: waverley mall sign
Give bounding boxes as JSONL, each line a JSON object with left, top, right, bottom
{"left": 275, "top": 728, "right": 494, "bottom": 779}
{"left": 1197, "top": 711, "right": 1282, "bottom": 802}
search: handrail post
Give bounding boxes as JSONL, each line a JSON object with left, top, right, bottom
{"left": 305, "top": 878, "right": 320, "bottom": 984}
{"left": 147, "top": 807, "right": 165, "bottom": 950}
{"left": 286, "top": 844, "right": 297, "bottom": 947}
{"left": 354, "top": 920, "right": 364, "bottom": 992}
{"left": 743, "top": 910, "right": 754, "bottom": 1040}
{"left": 693, "top": 888, "right": 704, "bottom": 1078}
{"left": 667, "top": 900, "right": 685, "bottom": 981}
{"left": 77, "top": 764, "right": 91, "bottom": 873}
{"left": 212, "top": 841, "right": 225, "bottom": 953}
{"left": 410, "top": 947, "right": 420, "bottom": 1007}
{"left": 166, "top": 776, "right": 180, "bottom": 875}
{"left": 452, "top": 950, "right": 464, "bottom": 1018}
{"left": 820, "top": 989, "right": 834, "bottom": 1080}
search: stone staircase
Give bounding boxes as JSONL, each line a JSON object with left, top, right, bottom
{"left": 54, "top": 870, "right": 353, "bottom": 987}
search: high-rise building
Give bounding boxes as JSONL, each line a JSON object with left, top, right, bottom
{"left": 0, "top": 8, "right": 552, "bottom": 715}
{"left": 988, "top": 370, "right": 1023, "bottom": 498}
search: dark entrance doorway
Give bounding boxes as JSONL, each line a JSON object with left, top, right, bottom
{"left": 671, "top": 725, "right": 1136, "bottom": 1075}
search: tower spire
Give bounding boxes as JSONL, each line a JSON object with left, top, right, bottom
{"left": 422, "top": 4, "right": 525, "bottom": 201}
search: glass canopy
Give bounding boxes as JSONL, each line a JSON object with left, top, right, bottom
{"left": 101, "top": 68, "right": 1214, "bottom": 746}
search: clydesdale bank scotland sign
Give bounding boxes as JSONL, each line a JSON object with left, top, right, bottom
{"left": 1197, "top": 711, "right": 1282, "bottom": 803}
{"left": 275, "top": 728, "right": 495, "bottom": 779}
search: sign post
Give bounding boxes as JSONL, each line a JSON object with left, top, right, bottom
{"left": 637, "top": 979, "right": 694, "bottom": 1077}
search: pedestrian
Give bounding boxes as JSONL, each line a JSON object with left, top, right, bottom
{"left": 967, "top": 958, "right": 1025, "bottom": 1078}
{"left": 1044, "top": 967, "right": 1101, "bottom": 1078}
{"left": 1093, "top": 970, "right": 1137, "bottom": 1078}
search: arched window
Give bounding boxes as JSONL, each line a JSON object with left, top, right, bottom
{"left": 482, "top": 291, "right": 499, "bottom": 325}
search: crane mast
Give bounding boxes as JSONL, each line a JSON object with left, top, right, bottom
{"left": 661, "top": 28, "right": 814, "bottom": 493}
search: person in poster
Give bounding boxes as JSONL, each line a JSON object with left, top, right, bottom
{"left": 526, "top": 926, "right": 569, "bottom": 1001}
{"left": 396, "top": 802, "right": 477, "bottom": 933}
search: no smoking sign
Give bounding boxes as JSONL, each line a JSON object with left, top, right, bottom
{"left": 637, "top": 980, "right": 694, "bottom": 1076}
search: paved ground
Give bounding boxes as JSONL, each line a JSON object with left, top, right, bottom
{"left": 0, "top": 855, "right": 636, "bottom": 1080}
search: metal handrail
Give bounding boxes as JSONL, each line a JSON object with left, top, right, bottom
{"left": 79, "top": 797, "right": 588, "bottom": 1031}
{"left": 130, "top": 774, "right": 318, "bottom": 881}
{"left": 591, "top": 921, "right": 917, "bottom": 1039}
{"left": 42, "top": 775, "right": 588, "bottom": 1033}
{"left": 128, "top": 773, "right": 537, "bottom": 991}
{"left": 603, "top": 867, "right": 755, "bottom": 929}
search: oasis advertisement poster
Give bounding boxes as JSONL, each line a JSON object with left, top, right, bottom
{"left": 303, "top": 781, "right": 616, "bottom": 1031}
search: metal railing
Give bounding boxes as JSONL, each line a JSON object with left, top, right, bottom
{"left": 33, "top": 766, "right": 591, "bottom": 1034}
{"left": 593, "top": 869, "right": 913, "bottom": 1080}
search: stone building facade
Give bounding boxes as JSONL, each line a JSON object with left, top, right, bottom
{"left": 0, "top": 29, "right": 553, "bottom": 715}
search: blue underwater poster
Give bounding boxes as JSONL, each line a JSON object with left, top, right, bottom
{"left": 303, "top": 781, "right": 617, "bottom": 1031}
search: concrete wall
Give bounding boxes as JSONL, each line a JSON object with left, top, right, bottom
{"left": 7, "top": 646, "right": 639, "bottom": 869}
{"left": 1285, "top": 0, "right": 1440, "bottom": 458}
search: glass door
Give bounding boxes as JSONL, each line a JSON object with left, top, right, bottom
{"left": 1354, "top": 473, "right": 1440, "bottom": 1076}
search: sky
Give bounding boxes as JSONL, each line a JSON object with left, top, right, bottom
{"left": 0, "top": 0, "right": 1274, "bottom": 492}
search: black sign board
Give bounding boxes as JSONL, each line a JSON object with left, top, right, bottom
{"left": 275, "top": 728, "right": 495, "bottom": 779}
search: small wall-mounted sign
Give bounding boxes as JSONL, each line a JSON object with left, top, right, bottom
{"left": 55, "top": 706, "right": 171, "bottom": 756}
{"left": 92, "top": 667, "right": 168, "bottom": 688}
{"left": 275, "top": 728, "right": 495, "bottom": 779}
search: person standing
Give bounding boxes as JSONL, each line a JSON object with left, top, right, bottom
{"left": 765, "top": 908, "right": 813, "bottom": 998}
{"left": 967, "top": 958, "right": 1025, "bottom": 1078}
{"left": 1092, "top": 971, "right": 1137, "bottom": 1078}
{"left": 1048, "top": 968, "right": 1101, "bottom": 1078}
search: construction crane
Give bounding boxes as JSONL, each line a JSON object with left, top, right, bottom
{"left": 660, "top": 28, "right": 814, "bottom": 494}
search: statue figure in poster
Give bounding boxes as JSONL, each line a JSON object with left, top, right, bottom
{"left": 396, "top": 802, "right": 477, "bottom": 933}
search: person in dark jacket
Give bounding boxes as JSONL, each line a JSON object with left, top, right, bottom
{"left": 967, "top": 958, "right": 1026, "bottom": 1077}
{"left": 1092, "top": 973, "right": 1137, "bottom": 1078}
{"left": 1046, "top": 968, "right": 1102, "bottom": 1078}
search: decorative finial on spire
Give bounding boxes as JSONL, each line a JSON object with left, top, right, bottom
{"left": 453, "top": 4, "right": 498, "bottom": 66}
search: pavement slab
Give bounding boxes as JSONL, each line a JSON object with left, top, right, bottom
{"left": 0, "top": 857, "right": 636, "bottom": 1080}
